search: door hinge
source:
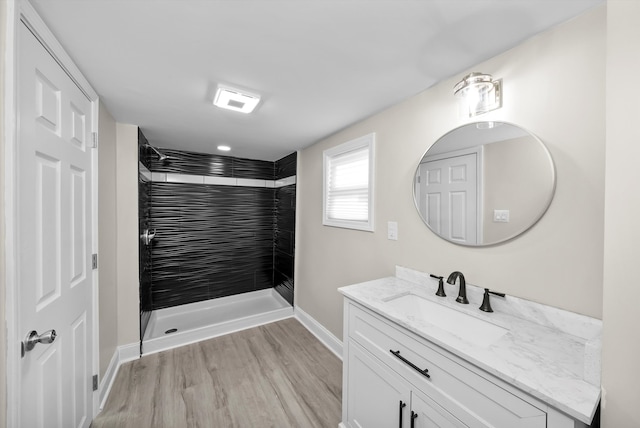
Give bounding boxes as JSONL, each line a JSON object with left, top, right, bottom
{"left": 91, "top": 132, "right": 98, "bottom": 149}
{"left": 93, "top": 374, "right": 98, "bottom": 391}
{"left": 92, "top": 254, "right": 98, "bottom": 270}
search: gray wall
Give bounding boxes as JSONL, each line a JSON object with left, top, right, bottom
{"left": 296, "top": 6, "right": 605, "bottom": 342}
{"left": 97, "top": 119, "right": 141, "bottom": 367}
{"left": 0, "top": 1, "right": 8, "bottom": 426}
{"left": 602, "top": 1, "right": 640, "bottom": 426}
{"left": 115, "top": 124, "right": 140, "bottom": 346}
{"left": 482, "top": 135, "right": 554, "bottom": 243}
{"left": 295, "top": 3, "right": 640, "bottom": 425}
{"left": 97, "top": 102, "right": 118, "bottom": 378}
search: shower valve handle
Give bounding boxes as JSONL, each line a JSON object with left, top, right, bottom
{"left": 141, "top": 228, "right": 156, "bottom": 245}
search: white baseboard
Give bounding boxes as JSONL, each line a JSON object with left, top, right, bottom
{"left": 294, "top": 307, "right": 343, "bottom": 360}
{"left": 98, "top": 342, "right": 140, "bottom": 410}
{"left": 118, "top": 341, "right": 141, "bottom": 363}
{"left": 98, "top": 350, "right": 119, "bottom": 410}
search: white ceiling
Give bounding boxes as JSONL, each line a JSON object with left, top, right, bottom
{"left": 30, "top": 0, "right": 602, "bottom": 161}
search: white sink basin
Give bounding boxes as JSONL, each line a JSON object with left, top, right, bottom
{"left": 384, "top": 293, "right": 508, "bottom": 346}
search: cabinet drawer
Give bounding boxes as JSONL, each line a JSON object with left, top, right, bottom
{"left": 348, "top": 302, "right": 546, "bottom": 428}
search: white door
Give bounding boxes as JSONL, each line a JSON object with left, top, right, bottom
{"left": 18, "top": 21, "right": 95, "bottom": 428}
{"left": 418, "top": 153, "right": 477, "bottom": 245}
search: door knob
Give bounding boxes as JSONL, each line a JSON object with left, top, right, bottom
{"left": 22, "top": 329, "right": 57, "bottom": 357}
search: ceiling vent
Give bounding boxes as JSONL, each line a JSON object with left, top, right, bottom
{"left": 213, "top": 85, "right": 260, "bottom": 114}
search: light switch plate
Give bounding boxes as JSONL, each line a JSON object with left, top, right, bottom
{"left": 493, "top": 209, "right": 510, "bottom": 223}
{"left": 388, "top": 221, "right": 398, "bottom": 240}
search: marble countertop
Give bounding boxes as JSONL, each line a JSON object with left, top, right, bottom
{"left": 338, "top": 267, "right": 601, "bottom": 425}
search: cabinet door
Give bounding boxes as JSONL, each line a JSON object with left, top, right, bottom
{"left": 411, "top": 389, "right": 468, "bottom": 428}
{"left": 347, "top": 342, "right": 410, "bottom": 428}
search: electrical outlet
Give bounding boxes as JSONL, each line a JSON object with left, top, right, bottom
{"left": 387, "top": 221, "right": 398, "bottom": 240}
{"left": 493, "top": 209, "right": 510, "bottom": 223}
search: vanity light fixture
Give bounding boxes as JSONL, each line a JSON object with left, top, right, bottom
{"left": 453, "top": 72, "right": 502, "bottom": 117}
{"left": 213, "top": 84, "right": 260, "bottom": 114}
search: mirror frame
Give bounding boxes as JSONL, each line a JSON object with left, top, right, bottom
{"left": 413, "top": 121, "right": 556, "bottom": 247}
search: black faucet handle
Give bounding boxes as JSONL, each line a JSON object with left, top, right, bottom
{"left": 479, "top": 288, "right": 506, "bottom": 312}
{"left": 430, "top": 274, "right": 446, "bottom": 297}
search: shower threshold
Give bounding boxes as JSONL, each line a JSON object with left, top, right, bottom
{"left": 142, "top": 289, "right": 293, "bottom": 355}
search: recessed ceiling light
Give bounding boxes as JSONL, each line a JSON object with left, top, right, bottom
{"left": 213, "top": 84, "right": 260, "bottom": 114}
{"left": 217, "top": 145, "right": 231, "bottom": 152}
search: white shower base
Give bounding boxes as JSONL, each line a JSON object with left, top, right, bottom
{"left": 142, "top": 288, "right": 293, "bottom": 355}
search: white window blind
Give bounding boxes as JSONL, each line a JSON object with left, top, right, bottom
{"left": 323, "top": 133, "right": 375, "bottom": 231}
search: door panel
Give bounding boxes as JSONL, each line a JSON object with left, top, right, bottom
{"left": 70, "top": 166, "right": 87, "bottom": 287}
{"left": 71, "top": 312, "right": 88, "bottom": 427}
{"left": 427, "top": 193, "right": 441, "bottom": 234}
{"left": 35, "top": 152, "right": 62, "bottom": 306}
{"left": 418, "top": 153, "right": 477, "bottom": 245}
{"left": 411, "top": 389, "right": 468, "bottom": 428}
{"left": 347, "top": 343, "right": 409, "bottom": 428}
{"left": 37, "top": 343, "right": 63, "bottom": 427}
{"left": 19, "top": 21, "right": 94, "bottom": 428}
{"left": 450, "top": 191, "right": 468, "bottom": 241}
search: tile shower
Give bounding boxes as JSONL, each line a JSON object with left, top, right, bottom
{"left": 137, "top": 130, "right": 296, "bottom": 354}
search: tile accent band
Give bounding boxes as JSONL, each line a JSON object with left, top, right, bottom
{"left": 148, "top": 170, "right": 296, "bottom": 188}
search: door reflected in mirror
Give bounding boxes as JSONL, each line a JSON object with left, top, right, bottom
{"left": 413, "top": 122, "right": 556, "bottom": 246}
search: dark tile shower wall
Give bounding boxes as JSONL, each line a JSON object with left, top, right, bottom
{"left": 146, "top": 148, "right": 274, "bottom": 179}
{"left": 274, "top": 185, "right": 295, "bottom": 305}
{"left": 150, "top": 183, "right": 275, "bottom": 309}
{"left": 139, "top": 143, "right": 297, "bottom": 311}
{"left": 138, "top": 130, "right": 153, "bottom": 344}
{"left": 276, "top": 152, "right": 297, "bottom": 179}
{"left": 274, "top": 152, "right": 297, "bottom": 305}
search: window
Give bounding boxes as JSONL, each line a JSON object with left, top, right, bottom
{"left": 323, "top": 133, "right": 375, "bottom": 231}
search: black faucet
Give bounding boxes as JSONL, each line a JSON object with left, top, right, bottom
{"left": 446, "top": 271, "right": 469, "bottom": 304}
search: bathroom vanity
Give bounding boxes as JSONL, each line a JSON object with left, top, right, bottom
{"left": 339, "top": 267, "right": 601, "bottom": 428}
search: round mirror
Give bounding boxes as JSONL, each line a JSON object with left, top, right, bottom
{"left": 413, "top": 122, "right": 556, "bottom": 246}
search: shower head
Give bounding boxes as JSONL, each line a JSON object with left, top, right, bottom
{"left": 145, "top": 144, "right": 170, "bottom": 161}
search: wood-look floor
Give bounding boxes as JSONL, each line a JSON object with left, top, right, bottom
{"left": 91, "top": 318, "right": 342, "bottom": 428}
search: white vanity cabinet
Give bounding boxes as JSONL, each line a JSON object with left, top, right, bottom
{"left": 341, "top": 299, "right": 588, "bottom": 428}
{"left": 347, "top": 341, "right": 465, "bottom": 428}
